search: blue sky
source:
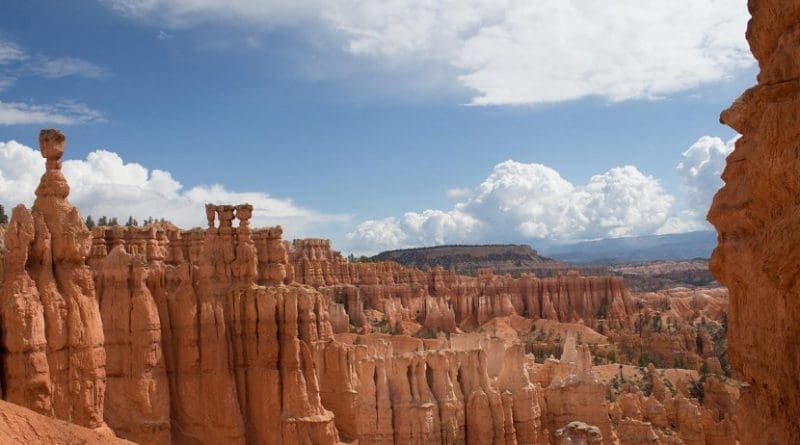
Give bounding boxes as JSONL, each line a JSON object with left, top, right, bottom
{"left": 0, "top": 0, "right": 753, "bottom": 254}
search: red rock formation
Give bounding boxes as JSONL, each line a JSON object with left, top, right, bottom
{"left": 97, "top": 245, "right": 170, "bottom": 444}
{"left": 1, "top": 130, "right": 108, "bottom": 432}
{"left": 289, "top": 242, "right": 632, "bottom": 335}
{"left": 707, "top": 1, "right": 800, "bottom": 443}
{"left": 0, "top": 399, "right": 135, "bottom": 445}
{"left": 543, "top": 333, "right": 616, "bottom": 445}
{"left": 0, "top": 129, "right": 749, "bottom": 444}
{"left": 312, "top": 331, "right": 549, "bottom": 445}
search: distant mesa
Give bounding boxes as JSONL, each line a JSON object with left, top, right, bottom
{"left": 370, "top": 243, "right": 607, "bottom": 277}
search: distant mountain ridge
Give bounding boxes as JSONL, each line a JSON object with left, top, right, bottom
{"left": 369, "top": 231, "right": 718, "bottom": 273}
{"left": 540, "top": 230, "right": 717, "bottom": 265}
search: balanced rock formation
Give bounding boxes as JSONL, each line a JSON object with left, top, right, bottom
{"left": 0, "top": 130, "right": 108, "bottom": 432}
{"left": 707, "top": 1, "right": 800, "bottom": 443}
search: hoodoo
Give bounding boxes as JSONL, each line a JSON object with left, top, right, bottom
{"left": 1, "top": 130, "right": 109, "bottom": 432}
{"left": 0, "top": 129, "right": 748, "bottom": 444}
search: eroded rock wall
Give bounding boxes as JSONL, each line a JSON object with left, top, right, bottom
{"left": 708, "top": 1, "right": 800, "bottom": 443}
{"left": 289, "top": 243, "right": 632, "bottom": 335}
{"left": 90, "top": 206, "right": 340, "bottom": 445}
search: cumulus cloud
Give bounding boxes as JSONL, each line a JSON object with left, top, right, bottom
{"left": 0, "top": 101, "right": 106, "bottom": 126}
{"left": 346, "top": 160, "right": 677, "bottom": 254}
{"left": 677, "top": 135, "right": 737, "bottom": 218}
{"left": 446, "top": 187, "right": 471, "bottom": 200}
{"left": 0, "top": 140, "right": 348, "bottom": 237}
{"left": 103, "top": 0, "right": 752, "bottom": 105}
{"left": 348, "top": 136, "right": 741, "bottom": 254}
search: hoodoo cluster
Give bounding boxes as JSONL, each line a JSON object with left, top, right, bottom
{"left": 0, "top": 129, "right": 743, "bottom": 445}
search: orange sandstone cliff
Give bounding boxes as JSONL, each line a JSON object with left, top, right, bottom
{"left": 708, "top": 0, "right": 800, "bottom": 443}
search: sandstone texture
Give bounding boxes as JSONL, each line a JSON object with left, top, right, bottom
{"left": 707, "top": 1, "right": 800, "bottom": 443}
{"left": 0, "top": 129, "right": 748, "bottom": 444}
{"left": 1, "top": 130, "right": 108, "bottom": 433}
{"left": 0, "top": 399, "right": 135, "bottom": 445}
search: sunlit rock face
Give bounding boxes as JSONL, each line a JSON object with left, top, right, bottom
{"left": 708, "top": 1, "right": 800, "bottom": 444}
{"left": 0, "top": 128, "right": 747, "bottom": 445}
{"left": 1, "top": 130, "right": 109, "bottom": 433}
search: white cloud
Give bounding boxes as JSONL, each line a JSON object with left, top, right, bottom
{"left": 102, "top": 0, "right": 753, "bottom": 105}
{"left": 344, "top": 217, "right": 408, "bottom": 253}
{"left": 0, "top": 101, "right": 106, "bottom": 126}
{"left": 677, "top": 135, "right": 737, "bottom": 218}
{"left": 0, "top": 39, "right": 108, "bottom": 125}
{"left": 0, "top": 141, "right": 348, "bottom": 237}
{"left": 347, "top": 136, "right": 741, "bottom": 254}
{"left": 30, "top": 56, "right": 109, "bottom": 79}
{"left": 446, "top": 187, "right": 471, "bottom": 200}
{"left": 346, "top": 160, "right": 678, "bottom": 254}
{"left": 656, "top": 213, "right": 706, "bottom": 235}
{"left": 0, "top": 38, "right": 109, "bottom": 80}
{"left": 0, "top": 41, "right": 26, "bottom": 64}
{"left": 103, "top": 0, "right": 323, "bottom": 26}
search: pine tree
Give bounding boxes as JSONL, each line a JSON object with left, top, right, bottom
{"left": 110, "top": 217, "right": 119, "bottom": 226}
{"left": 0, "top": 204, "right": 8, "bottom": 224}
{"left": 126, "top": 216, "right": 138, "bottom": 227}
{"left": 85, "top": 215, "right": 96, "bottom": 229}
{"left": 98, "top": 216, "right": 108, "bottom": 226}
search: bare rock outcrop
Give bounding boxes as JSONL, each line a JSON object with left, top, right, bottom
{"left": 1, "top": 130, "right": 108, "bottom": 432}
{"left": 544, "top": 333, "right": 616, "bottom": 445}
{"left": 554, "top": 421, "right": 602, "bottom": 445}
{"left": 0, "top": 399, "right": 134, "bottom": 445}
{"left": 97, "top": 245, "right": 170, "bottom": 445}
{"left": 89, "top": 205, "right": 340, "bottom": 444}
{"left": 707, "top": 1, "right": 800, "bottom": 443}
{"left": 290, "top": 241, "right": 632, "bottom": 335}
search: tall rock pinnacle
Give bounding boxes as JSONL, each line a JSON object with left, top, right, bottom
{"left": 1, "top": 129, "right": 109, "bottom": 432}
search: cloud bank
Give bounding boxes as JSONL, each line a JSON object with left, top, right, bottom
{"left": 347, "top": 135, "right": 735, "bottom": 254}
{"left": 346, "top": 161, "right": 679, "bottom": 254}
{"left": 0, "top": 140, "right": 348, "bottom": 237}
{"left": 104, "top": 0, "right": 753, "bottom": 105}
